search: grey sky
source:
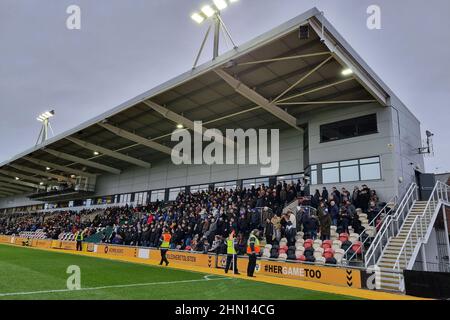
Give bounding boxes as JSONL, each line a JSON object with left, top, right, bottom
{"left": 0, "top": 0, "right": 449, "bottom": 173}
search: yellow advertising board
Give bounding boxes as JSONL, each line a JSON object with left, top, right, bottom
{"left": 0, "top": 235, "right": 11, "bottom": 243}
{"left": 255, "top": 260, "right": 361, "bottom": 288}
{"left": 31, "top": 239, "right": 53, "bottom": 249}
{"left": 97, "top": 244, "right": 138, "bottom": 258}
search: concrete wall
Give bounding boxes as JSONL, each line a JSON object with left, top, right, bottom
{"left": 304, "top": 102, "right": 397, "bottom": 201}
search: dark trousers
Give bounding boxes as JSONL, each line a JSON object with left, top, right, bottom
{"left": 76, "top": 241, "right": 82, "bottom": 251}
{"left": 225, "top": 254, "right": 239, "bottom": 274}
{"left": 160, "top": 249, "right": 169, "bottom": 265}
{"left": 247, "top": 253, "right": 257, "bottom": 276}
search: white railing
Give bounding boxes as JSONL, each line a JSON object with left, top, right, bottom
{"left": 393, "top": 181, "right": 450, "bottom": 287}
{"left": 364, "top": 183, "right": 418, "bottom": 267}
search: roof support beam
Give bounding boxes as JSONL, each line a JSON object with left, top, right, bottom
{"left": 0, "top": 169, "right": 44, "bottom": 184}
{"left": 276, "top": 78, "right": 355, "bottom": 103}
{"left": 273, "top": 55, "right": 334, "bottom": 103}
{"left": 43, "top": 149, "right": 121, "bottom": 175}
{"left": 0, "top": 182, "right": 33, "bottom": 192}
{"left": 98, "top": 123, "right": 173, "bottom": 156}
{"left": 142, "top": 100, "right": 236, "bottom": 149}
{"left": 22, "top": 156, "right": 97, "bottom": 179}
{"left": 66, "top": 137, "right": 151, "bottom": 169}
{"left": 0, "top": 187, "right": 22, "bottom": 195}
{"left": 277, "top": 99, "right": 377, "bottom": 106}
{"left": 8, "top": 164, "right": 73, "bottom": 182}
{"left": 308, "top": 18, "right": 389, "bottom": 106}
{"left": 214, "top": 69, "right": 301, "bottom": 132}
{"left": 0, "top": 176, "right": 41, "bottom": 189}
{"left": 236, "top": 52, "right": 332, "bottom": 67}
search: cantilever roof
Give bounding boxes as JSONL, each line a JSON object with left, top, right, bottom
{"left": 0, "top": 7, "right": 408, "bottom": 199}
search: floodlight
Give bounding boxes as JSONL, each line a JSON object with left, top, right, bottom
{"left": 213, "top": 0, "right": 228, "bottom": 10}
{"left": 176, "top": 124, "right": 184, "bottom": 129}
{"left": 36, "top": 110, "right": 55, "bottom": 122}
{"left": 201, "top": 5, "right": 216, "bottom": 17}
{"left": 93, "top": 151, "right": 100, "bottom": 156}
{"left": 15, "top": 177, "right": 20, "bottom": 180}
{"left": 46, "top": 167, "right": 51, "bottom": 171}
{"left": 342, "top": 68, "right": 353, "bottom": 76}
{"left": 40, "top": 182, "right": 44, "bottom": 186}
{"left": 191, "top": 12, "right": 205, "bottom": 24}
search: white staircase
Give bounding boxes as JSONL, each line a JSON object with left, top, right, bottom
{"left": 368, "top": 181, "right": 450, "bottom": 292}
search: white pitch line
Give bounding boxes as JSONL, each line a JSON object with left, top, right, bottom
{"left": 0, "top": 275, "right": 232, "bottom": 297}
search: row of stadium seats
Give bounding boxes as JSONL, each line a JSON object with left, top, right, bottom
{"left": 19, "top": 229, "right": 47, "bottom": 239}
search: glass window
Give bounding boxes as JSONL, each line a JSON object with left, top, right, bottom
{"left": 322, "top": 162, "right": 339, "bottom": 169}
{"left": 320, "top": 114, "right": 378, "bottom": 143}
{"left": 215, "top": 181, "right": 237, "bottom": 191}
{"left": 277, "top": 173, "right": 303, "bottom": 185}
{"left": 243, "top": 177, "right": 269, "bottom": 189}
{"left": 311, "top": 170, "right": 318, "bottom": 185}
{"left": 150, "top": 189, "right": 165, "bottom": 203}
{"left": 168, "top": 188, "right": 183, "bottom": 201}
{"left": 190, "top": 184, "right": 209, "bottom": 193}
{"left": 322, "top": 168, "right": 340, "bottom": 184}
{"left": 340, "top": 160, "right": 359, "bottom": 167}
{"left": 360, "top": 163, "right": 381, "bottom": 180}
{"left": 340, "top": 166, "right": 360, "bottom": 182}
{"left": 135, "top": 192, "right": 148, "bottom": 205}
{"left": 360, "top": 157, "right": 380, "bottom": 164}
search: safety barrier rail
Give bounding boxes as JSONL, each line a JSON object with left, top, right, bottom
{"left": 393, "top": 181, "right": 450, "bottom": 290}
{"left": 364, "top": 183, "right": 418, "bottom": 267}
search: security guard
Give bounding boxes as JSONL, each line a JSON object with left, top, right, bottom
{"left": 246, "top": 229, "right": 260, "bottom": 277}
{"left": 159, "top": 228, "right": 171, "bottom": 266}
{"left": 225, "top": 231, "right": 240, "bottom": 275}
{"left": 75, "top": 229, "right": 84, "bottom": 251}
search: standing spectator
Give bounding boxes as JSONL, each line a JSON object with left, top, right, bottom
{"left": 318, "top": 203, "right": 331, "bottom": 241}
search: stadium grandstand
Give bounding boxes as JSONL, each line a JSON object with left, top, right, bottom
{"left": 0, "top": 7, "right": 449, "bottom": 300}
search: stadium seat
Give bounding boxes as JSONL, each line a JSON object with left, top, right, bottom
{"left": 313, "top": 239, "right": 322, "bottom": 250}
{"left": 287, "top": 246, "right": 296, "bottom": 260}
{"left": 304, "top": 247, "right": 314, "bottom": 258}
{"left": 351, "top": 241, "right": 363, "bottom": 254}
{"left": 341, "top": 240, "right": 353, "bottom": 252}
{"left": 339, "top": 233, "right": 349, "bottom": 242}
{"left": 304, "top": 239, "right": 313, "bottom": 249}
{"left": 325, "top": 257, "right": 337, "bottom": 265}
{"left": 295, "top": 238, "right": 304, "bottom": 246}
{"left": 365, "top": 226, "right": 376, "bottom": 237}
{"left": 349, "top": 233, "right": 360, "bottom": 243}
{"left": 315, "top": 256, "right": 326, "bottom": 264}
{"left": 332, "top": 240, "right": 342, "bottom": 251}
{"left": 313, "top": 247, "right": 324, "bottom": 259}
{"left": 322, "top": 240, "right": 333, "bottom": 250}
{"left": 295, "top": 232, "right": 304, "bottom": 241}
{"left": 323, "top": 248, "right": 334, "bottom": 259}
{"left": 295, "top": 249, "right": 304, "bottom": 259}
{"left": 278, "top": 253, "right": 287, "bottom": 261}
{"left": 297, "top": 255, "right": 306, "bottom": 262}
{"left": 279, "top": 237, "right": 288, "bottom": 247}
{"left": 334, "top": 249, "right": 345, "bottom": 264}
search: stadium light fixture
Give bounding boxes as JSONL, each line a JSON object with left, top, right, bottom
{"left": 342, "top": 68, "right": 353, "bottom": 76}
{"left": 36, "top": 109, "right": 55, "bottom": 145}
{"left": 46, "top": 167, "right": 51, "bottom": 171}
{"left": 201, "top": 5, "right": 216, "bottom": 18}
{"left": 213, "top": 0, "right": 228, "bottom": 10}
{"left": 191, "top": 0, "right": 239, "bottom": 68}
{"left": 176, "top": 124, "right": 184, "bottom": 129}
{"left": 39, "top": 182, "right": 44, "bottom": 186}
{"left": 191, "top": 12, "right": 205, "bottom": 24}
{"left": 36, "top": 110, "right": 55, "bottom": 122}
{"left": 15, "top": 177, "right": 20, "bottom": 181}
{"left": 93, "top": 151, "right": 100, "bottom": 156}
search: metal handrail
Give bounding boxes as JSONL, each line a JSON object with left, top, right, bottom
{"left": 364, "top": 183, "right": 417, "bottom": 267}
{"left": 393, "top": 182, "right": 450, "bottom": 277}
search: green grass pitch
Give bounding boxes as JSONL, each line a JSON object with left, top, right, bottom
{"left": 0, "top": 244, "right": 358, "bottom": 300}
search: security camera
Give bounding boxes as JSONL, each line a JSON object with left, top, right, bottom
{"left": 426, "top": 130, "right": 434, "bottom": 138}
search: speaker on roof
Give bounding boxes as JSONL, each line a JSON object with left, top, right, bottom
{"left": 299, "top": 25, "right": 309, "bottom": 40}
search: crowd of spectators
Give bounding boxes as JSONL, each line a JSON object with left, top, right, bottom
{"left": 1, "top": 181, "right": 383, "bottom": 258}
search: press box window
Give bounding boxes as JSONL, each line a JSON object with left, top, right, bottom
{"left": 320, "top": 114, "right": 378, "bottom": 143}
{"left": 150, "top": 189, "right": 165, "bottom": 203}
